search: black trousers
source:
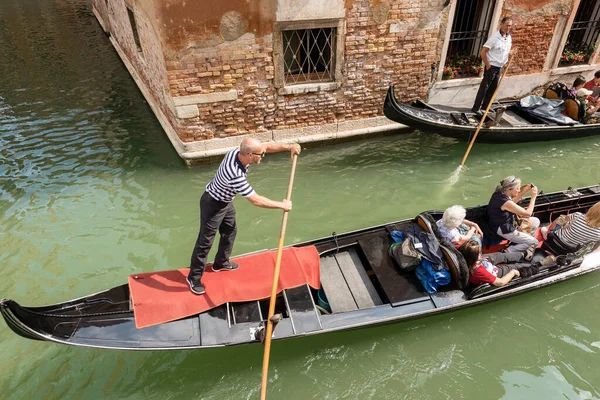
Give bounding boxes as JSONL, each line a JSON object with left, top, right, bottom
{"left": 188, "top": 191, "right": 237, "bottom": 281}
{"left": 472, "top": 66, "right": 501, "bottom": 112}
{"left": 482, "top": 251, "right": 523, "bottom": 277}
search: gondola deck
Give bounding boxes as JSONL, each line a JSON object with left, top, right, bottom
{"left": 2, "top": 184, "right": 600, "bottom": 350}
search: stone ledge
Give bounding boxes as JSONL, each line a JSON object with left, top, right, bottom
{"left": 277, "top": 81, "right": 341, "bottom": 95}
{"left": 550, "top": 64, "right": 595, "bottom": 76}
{"left": 272, "top": 123, "right": 338, "bottom": 141}
{"left": 432, "top": 76, "right": 482, "bottom": 89}
{"left": 173, "top": 89, "right": 237, "bottom": 106}
{"left": 180, "top": 118, "right": 406, "bottom": 164}
{"left": 175, "top": 105, "right": 199, "bottom": 119}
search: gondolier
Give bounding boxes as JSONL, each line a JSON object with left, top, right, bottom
{"left": 187, "top": 138, "right": 301, "bottom": 295}
{"left": 472, "top": 16, "right": 513, "bottom": 114}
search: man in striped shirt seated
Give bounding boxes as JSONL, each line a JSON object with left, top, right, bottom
{"left": 187, "top": 138, "right": 301, "bottom": 295}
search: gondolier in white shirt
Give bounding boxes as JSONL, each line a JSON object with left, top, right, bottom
{"left": 187, "top": 138, "right": 301, "bottom": 295}
{"left": 471, "top": 16, "right": 514, "bottom": 114}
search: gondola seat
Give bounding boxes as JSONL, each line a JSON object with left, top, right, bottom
{"left": 563, "top": 98, "right": 584, "bottom": 121}
{"left": 543, "top": 88, "right": 560, "bottom": 100}
{"left": 415, "top": 213, "right": 470, "bottom": 290}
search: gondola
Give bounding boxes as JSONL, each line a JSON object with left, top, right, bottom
{"left": 2, "top": 184, "right": 600, "bottom": 351}
{"left": 383, "top": 85, "right": 600, "bottom": 143}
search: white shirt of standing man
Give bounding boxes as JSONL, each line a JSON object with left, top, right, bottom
{"left": 481, "top": 18, "right": 513, "bottom": 69}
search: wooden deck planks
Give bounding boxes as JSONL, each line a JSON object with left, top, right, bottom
{"left": 319, "top": 255, "right": 358, "bottom": 313}
{"left": 335, "top": 249, "right": 382, "bottom": 308}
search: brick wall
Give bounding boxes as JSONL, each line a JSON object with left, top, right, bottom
{"left": 95, "top": 0, "right": 176, "bottom": 130}
{"left": 508, "top": 14, "right": 560, "bottom": 75}
{"left": 502, "top": 0, "right": 573, "bottom": 75}
{"left": 163, "top": 0, "right": 446, "bottom": 142}
{"left": 97, "top": 0, "right": 579, "bottom": 151}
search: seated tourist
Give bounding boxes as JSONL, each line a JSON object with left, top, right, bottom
{"left": 541, "top": 201, "right": 600, "bottom": 249}
{"left": 583, "top": 70, "right": 600, "bottom": 92}
{"left": 576, "top": 88, "right": 600, "bottom": 115}
{"left": 459, "top": 241, "right": 523, "bottom": 287}
{"left": 568, "top": 76, "right": 586, "bottom": 98}
{"left": 436, "top": 205, "right": 483, "bottom": 247}
{"left": 487, "top": 176, "right": 540, "bottom": 258}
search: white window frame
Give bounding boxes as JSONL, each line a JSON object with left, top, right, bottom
{"left": 437, "top": 0, "right": 505, "bottom": 82}
{"left": 551, "top": 0, "right": 600, "bottom": 70}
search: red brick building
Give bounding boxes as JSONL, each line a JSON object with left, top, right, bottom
{"left": 93, "top": 0, "right": 600, "bottom": 163}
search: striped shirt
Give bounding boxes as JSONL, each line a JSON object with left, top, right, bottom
{"left": 206, "top": 148, "right": 255, "bottom": 202}
{"left": 555, "top": 212, "right": 600, "bottom": 247}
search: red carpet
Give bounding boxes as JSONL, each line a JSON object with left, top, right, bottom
{"left": 128, "top": 246, "right": 321, "bottom": 329}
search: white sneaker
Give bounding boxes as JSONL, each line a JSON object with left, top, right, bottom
{"left": 541, "top": 227, "right": 548, "bottom": 240}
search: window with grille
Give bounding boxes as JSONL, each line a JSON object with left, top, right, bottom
{"left": 560, "top": 0, "right": 600, "bottom": 66}
{"left": 281, "top": 27, "right": 335, "bottom": 84}
{"left": 443, "top": 0, "right": 497, "bottom": 80}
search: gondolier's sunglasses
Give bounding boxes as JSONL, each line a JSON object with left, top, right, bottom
{"left": 252, "top": 152, "right": 266, "bottom": 157}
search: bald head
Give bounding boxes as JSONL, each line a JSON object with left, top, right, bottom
{"left": 240, "top": 138, "right": 262, "bottom": 154}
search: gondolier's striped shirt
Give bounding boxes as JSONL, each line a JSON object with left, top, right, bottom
{"left": 555, "top": 212, "right": 600, "bottom": 247}
{"left": 206, "top": 148, "right": 255, "bottom": 202}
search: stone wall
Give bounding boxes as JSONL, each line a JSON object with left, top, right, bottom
{"left": 345, "top": 1, "right": 442, "bottom": 117}
{"left": 162, "top": 0, "right": 446, "bottom": 143}
{"left": 93, "top": 0, "right": 176, "bottom": 134}
{"left": 94, "top": 0, "right": 594, "bottom": 161}
{"left": 503, "top": 0, "right": 573, "bottom": 75}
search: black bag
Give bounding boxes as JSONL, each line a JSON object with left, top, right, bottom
{"left": 389, "top": 240, "right": 421, "bottom": 271}
{"left": 541, "top": 231, "right": 580, "bottom": 256}
{"left": 546, "top": 82, "right": 574, "bottom": 100}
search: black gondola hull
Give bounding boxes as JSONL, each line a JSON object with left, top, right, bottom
{"left": 383, "top": 85, "right": 600, "bottom": 143}
{"left": 3, "top": 185, "right": 600, "bottom": 350}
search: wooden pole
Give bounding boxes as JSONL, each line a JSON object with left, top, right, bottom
{"left": 459, "top": 55, "right": 514, "bottom": 168}
{"left": 259, "top": 153, "right": 298, "bottom": 400}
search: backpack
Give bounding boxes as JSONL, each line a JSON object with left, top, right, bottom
{"left": 388, "top": 240, "right": 421, "bottom": 271}
{"left": 545, "top": 82, "right": 574, "bottom": 100}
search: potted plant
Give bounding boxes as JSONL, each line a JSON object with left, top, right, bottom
{"left": 443, "top": 54, "right": 484, "bottom": 80}
{"left": 560, "top": 42, "right": 595, "bottom": 66}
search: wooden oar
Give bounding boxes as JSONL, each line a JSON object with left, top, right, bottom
{"left": 459, "top": 55, "right": 514, "bottom": 168}
{"left": 259, "top": 153, "right": 298, "bottom": 400}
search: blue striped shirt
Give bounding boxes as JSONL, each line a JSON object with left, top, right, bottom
{"left": 206, "top": 148, "right": 255, "bottom": 202}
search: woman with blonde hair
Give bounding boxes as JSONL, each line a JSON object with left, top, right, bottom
{"left": 542, "top": 201, "right": 600, "bottom": 249}
{"left": 487, "top": 176, "right": 540, "bottom": 256}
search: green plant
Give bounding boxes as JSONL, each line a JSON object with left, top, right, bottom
{"left": 443, "top": 54, "right": 484, "bottom": 80}
{"left": 560, "top": 42, "right": 595, "bottom": 66}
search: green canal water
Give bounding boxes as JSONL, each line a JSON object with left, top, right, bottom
{"left": 2, "top": 1, "right": 600, "bottom": 399}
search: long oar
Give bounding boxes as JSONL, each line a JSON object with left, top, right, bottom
{"left": 259, "top": 153, "right": 298, "bottom": 400}
{"left": 459, "top": 55, "right": 514, "bottom": 168}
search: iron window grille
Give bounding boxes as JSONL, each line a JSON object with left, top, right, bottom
{"left": 282, "top": 27, "right": 335, "bottom": 84}
{"left": 444, "top": 0, "right": 497, "bottom": 79}
{"left": 560, "top": 0, "right": 600, "bottom": 66}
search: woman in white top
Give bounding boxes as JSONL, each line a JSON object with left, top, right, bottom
{"left": 436, "top": 205, "right": 483, "bottom": 247}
